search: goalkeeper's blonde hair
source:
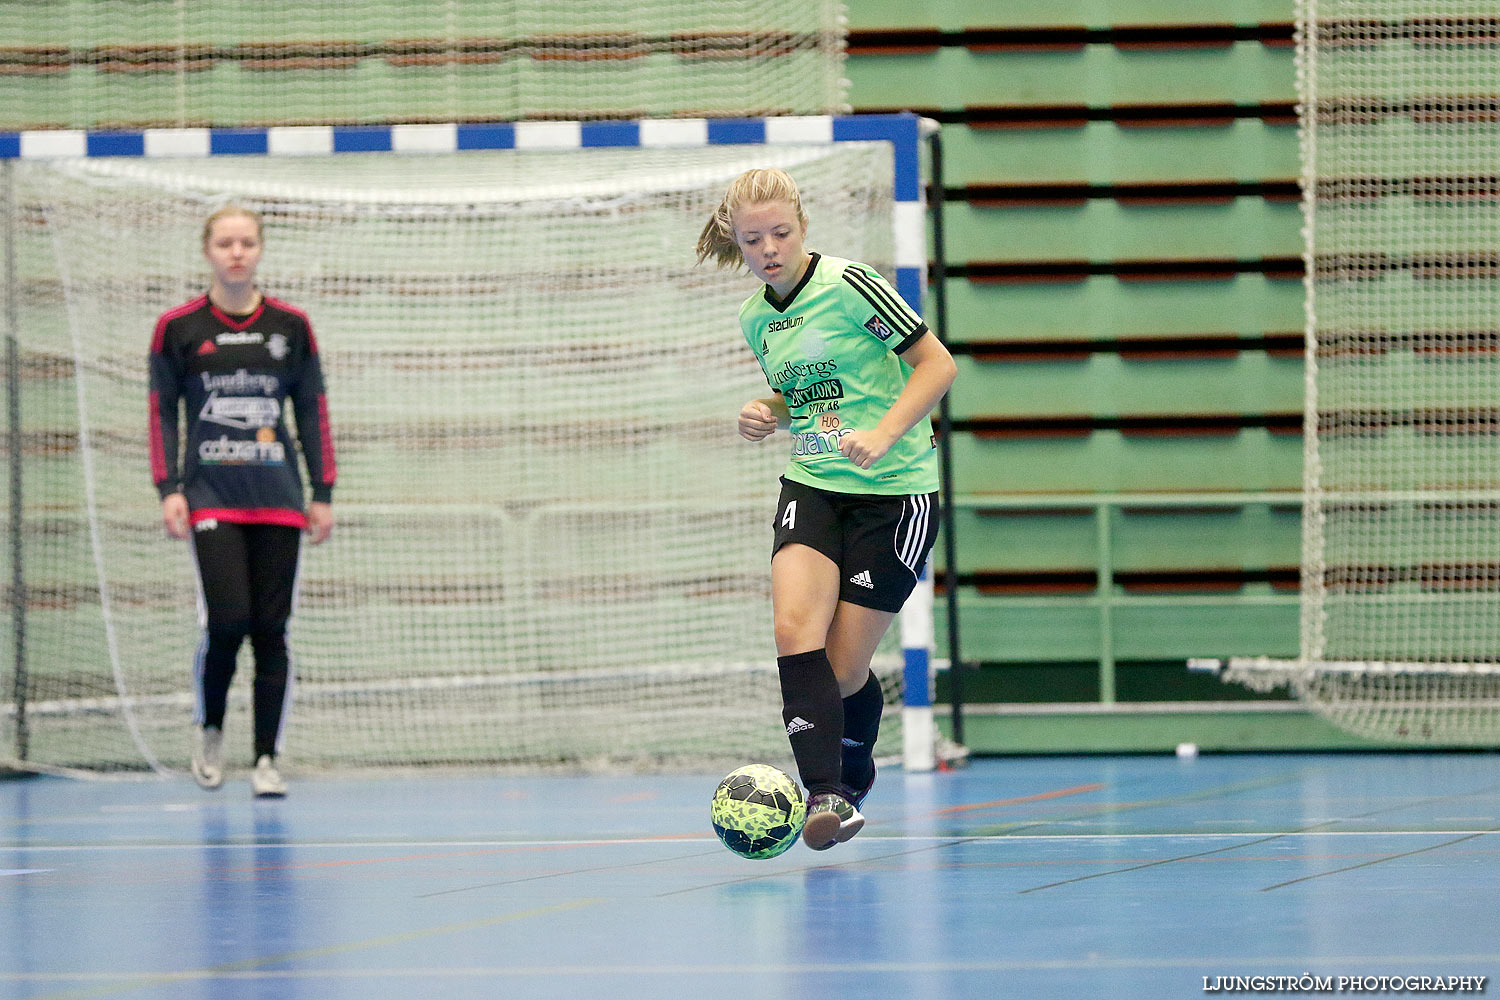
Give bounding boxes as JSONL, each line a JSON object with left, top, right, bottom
{"left": 695, "top": 168, "right": 808, "bottom": 269}
{"left": 201, "top": 204, "right": 263, "bottom": 248}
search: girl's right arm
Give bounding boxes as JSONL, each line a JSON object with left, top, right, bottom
{"left": 148, "top": 315, "right": 188, "bottom": 538}
{"left": 738, "top": 393, "right": 790, "bottom": 441}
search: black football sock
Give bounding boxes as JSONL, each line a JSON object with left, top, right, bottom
{"left": 777, "top": 648, "right": 844, "bottom": 797}
{"left": 840, "top": 670, "right": 883, "bottom": 794}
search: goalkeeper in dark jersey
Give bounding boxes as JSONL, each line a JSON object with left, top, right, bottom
{"left": 148, "top": 206, "right": 337, "bottom": 798}
{"left": 697, "top": 168, "right": 956, "bottom": 850}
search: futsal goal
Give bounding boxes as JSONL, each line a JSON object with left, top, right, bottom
{"left": 1, "top": 115, "right": 939, "bottom": 775}
{"left": 1194, "top": 2, "right": 1500, "bottom": 745}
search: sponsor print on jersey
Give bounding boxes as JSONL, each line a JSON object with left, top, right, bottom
{"left": 792, "top": 426, "right": 851, "bottom": 457}
{"left": 783, "top": 378, "right": 844, "bottom": 409}
{"left": 771, "top": 358, "right": 837, "bottom": 386}
{"left": 198, "top": 435, "right": 286, "bottom": 465}
{"left": 215, "top": 331, "right": 265, "bottom": 346}
{"left": 199, "top": 369, "right": 280, "bottom": 396}
{"left": 199, "top": 392, "right": 282, "bottom": 430}
{"left": 863, "top": 314, "right": 894, "bottom": 341}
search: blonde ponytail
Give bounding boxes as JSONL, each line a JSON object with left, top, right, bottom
{"left": 694, "top": 168, "right": 808, "bottom": 269}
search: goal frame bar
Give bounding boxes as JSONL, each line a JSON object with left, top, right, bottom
{"left": 0, "top": 114, "right": 928, "bottom": 307}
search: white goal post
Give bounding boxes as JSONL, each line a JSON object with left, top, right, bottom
{"left": 1, "top": 113, "right": 946, "bottom": 776}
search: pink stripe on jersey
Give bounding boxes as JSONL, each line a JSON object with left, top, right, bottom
{"left": 208, "top": 300, "right": 264, "bottom": 330}
{"left": 151, "top": 296, "right": 207, "bottom": 353}
{"left": 147, "top": 391, "right": 167, "bottom": 483}
{"left": 263, "top": 296, "right": 317, "bottom": 350}
{"left": 190, "top": 507, "right": 308, "bottom": 529}
{"left": 317, "top": 394, "right": 336, "bottom": 484}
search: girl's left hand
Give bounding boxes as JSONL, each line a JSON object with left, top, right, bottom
{"left": 305, "top": 501, "right": 334, "bottom": 545}
{"left": 838, "top": 429, "right": 896, "bottom": 470}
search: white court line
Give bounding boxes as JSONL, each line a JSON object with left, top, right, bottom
{"left": 3, "top": 954, "right": 1498, "bottom": 980}
{"left": 6, "top": 830, "right": 1500, "bottom": 852}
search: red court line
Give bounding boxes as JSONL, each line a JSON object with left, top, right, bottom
{"left": 934, "top": 782, "right": 1107, "bottom": 816}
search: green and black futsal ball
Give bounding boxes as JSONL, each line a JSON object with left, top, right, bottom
{"left": 710, "top": 764, "right": 807, "bottom": 859}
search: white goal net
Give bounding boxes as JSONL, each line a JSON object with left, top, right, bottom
{"left": 2, "top": 136, "right": 903, "bottom": 773}
{"left": 3, "top": 0, "right": 849, "bottom": 129}
{"left": 1216, "top": 1, "right": 1500, "bottom": 744}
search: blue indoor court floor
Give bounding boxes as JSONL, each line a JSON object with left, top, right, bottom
{"left": 2, "top": 753, "right": 1498, "bottom": 1000}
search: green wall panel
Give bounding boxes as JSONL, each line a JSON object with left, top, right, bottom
{"left": 940, "top": 198, "right": 1300, "bottom": 261}
{"left": 848, "top": 44, "right": 1293, "bottom": 108}
{"left": 937, "top": 502, "right": 1301, "bottom": 574}
{"left": 950, "top": 353, "right": 1304, "bottom": 418}
{"left": 948, "top": 428, "right": 1302, "bottom": 493}
{"left": 937, "top": 120, "right": 1299, "bottom": 186}
{"left": 847, "top": 1, "right": 1293, "bottom": 30}
{"left": 940, "top": 592, "right": 1298, "bottom": 663}
{"left": 942, "top": 275, "right": 1304, "bottom": 342}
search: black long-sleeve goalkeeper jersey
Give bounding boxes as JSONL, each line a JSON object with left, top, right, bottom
{"left": 148, "top": 294, "right": 336, "bottom": 528}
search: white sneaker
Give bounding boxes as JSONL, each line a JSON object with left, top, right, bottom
{"left": 190, "top": 726, "right": 223, "bottom": 790}
{"left": 251, "top": 755, "right": 287, "bottom": 798}
{"left": 802, "top": 792, "right": 864, "bottom": 851}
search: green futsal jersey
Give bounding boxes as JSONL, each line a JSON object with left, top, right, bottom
{"left": 740, "top": 252, "right": 939, "bottom": 495}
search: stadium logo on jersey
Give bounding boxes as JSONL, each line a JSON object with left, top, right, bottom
{"left": 216, "top": 331, "right": 264, "bottom": 346}
{"left": 267, "top": 333, "right": 289, "bottom": 360}
{"left": 784, "top": 378, "right": 844, "bottom": 409}
{"left": 863, "top": 314, "right": 894, "bottom": 341}
{"left": 199, "top": 392, "right": 281, "bottom": 430}
{"left": 766, "top": 316, "right": 804, "bottom": 334}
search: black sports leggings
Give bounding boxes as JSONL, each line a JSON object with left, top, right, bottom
{"left": 191, "top": 521, "right": 301, "bottom": 760}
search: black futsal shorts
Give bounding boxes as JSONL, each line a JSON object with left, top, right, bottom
{"left": 771, "top": 476, "right": 939, "bottom": 613}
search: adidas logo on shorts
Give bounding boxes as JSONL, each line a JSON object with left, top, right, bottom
{"left": 849, "top": 570, "right": 875, "bottom": 589}
{"left": 786, "top": 716, "right": 814, "bottom": 735}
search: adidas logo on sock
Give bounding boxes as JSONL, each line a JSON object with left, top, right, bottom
{"left": 849, "top": 570, "right": 874, "bottom": 589}
{"left": 786, "top": 716, "right": 814, "bottom": 735}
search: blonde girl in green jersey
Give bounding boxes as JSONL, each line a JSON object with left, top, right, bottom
{"left": 697, "top": 168, "right": 956, "bottom": 851}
